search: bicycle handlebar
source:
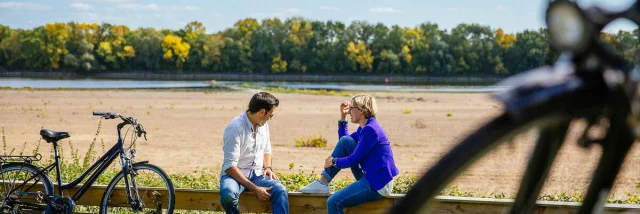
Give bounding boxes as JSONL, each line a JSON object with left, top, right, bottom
{"left": 92, "top": 112, "right": 147, "bottom": 140}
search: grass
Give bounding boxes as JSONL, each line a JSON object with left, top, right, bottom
{"left": 5, "top": 120, "right": 640, "bottom": 210}
{"left": 236, "top": 83, "right": 348, "bottom": 96}
{"left": 294, "top": 135, "right": 327, "bottom": 148}
{"left": 402, "top": 107, "right": 413, "bottom": 114}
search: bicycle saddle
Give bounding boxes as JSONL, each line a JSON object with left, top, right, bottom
{"left": 40, "top": 129, "right": 70, "bottom": 143}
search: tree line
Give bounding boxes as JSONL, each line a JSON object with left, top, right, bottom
{"left": 0, "top": 18, "right": 638, "bottom": 76}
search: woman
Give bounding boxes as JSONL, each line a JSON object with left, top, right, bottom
{"left": 299, "top": 94, "right": 399, "bottom": 214}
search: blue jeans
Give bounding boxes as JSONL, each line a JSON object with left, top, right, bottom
{"left": 324, "top": 136, "right": 384, "bottom": 214}
{"left": 219, "top": 172, "right": 289, "bottom": 214}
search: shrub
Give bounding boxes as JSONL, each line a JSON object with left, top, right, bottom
{"left": 294, "top": 135, "right": 327, "bottom": 148}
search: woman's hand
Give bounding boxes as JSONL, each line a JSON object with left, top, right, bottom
{"left": 324, "top": 156, "right": 334, "bottom": 168}
{"left": 340, "top": 101, "right": 349, "bottom": 120}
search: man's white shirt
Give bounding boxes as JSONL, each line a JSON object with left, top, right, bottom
{"left": 221, "top": 112, "right": 272, "bottom": 178}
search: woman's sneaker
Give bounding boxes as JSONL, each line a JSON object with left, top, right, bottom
{"left": 299, "top": 180, "right": 330, "bottom": 194}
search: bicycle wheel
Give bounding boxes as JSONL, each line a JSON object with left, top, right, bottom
{"left": 0, "top": 163, "right": 54, "bottom": 214}
{"left": 389, "top": 111, "right": 577, "bottom": 213}
{"left": 99, "top": 163, "right": 175, "bottom": 214}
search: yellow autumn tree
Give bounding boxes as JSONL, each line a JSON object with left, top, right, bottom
{"left": 403, "top": 27, "right": 425, "bottom": 45}
{"left": 110, "top": 25, "right": 134, "bottom": 61}
{"left": 44, "top": 23, "right": 70, "bottom": 69}
{"left": 234, "top": 18, "right": 259, "bottom": 38}
{"left": 400, "top": 45, "right": 412, "bottom": 64}
{"left": 77, "top": 23, "right": 99, "bottom": 45}
{"left": 271, "top": 53, "right": 288, "bottom": 73}
{"left": 288, "top": 22, "right": 313, "bottom": 45}
{"left": 496, "top": 28, "right": 516, "bottom": 49}
{"left": 345, "top": 41, "right": 374, "bottom": 72}
{"left": 96, "top": 42, "right": 115, "bottom": 64}
{"left": 93, "top": 25, "right": 135, "bottom": 70}
{"left": 162, "top": 34, "right": 191, "bottom": 68}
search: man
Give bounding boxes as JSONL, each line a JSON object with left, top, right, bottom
{"left": 219, "top": 92, "right": 289, "bottom": 214}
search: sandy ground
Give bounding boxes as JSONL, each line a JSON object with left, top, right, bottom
{"left": 2, "top": 89, "right": 640, "bottom": 199}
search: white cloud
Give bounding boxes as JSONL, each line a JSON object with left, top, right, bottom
{"left": 369, "top": 7, "right": 401, "bottom": 13}
{"left": 320, "top": 6, "right": 341, "bottom": 12}
{"left": 0, "top": 2, "right": 52, "bottom": 11}
{"left": 496, "top": 5, "right": 509, "bottom": 11}
{"left": 70, "top": 3, "right": 95, "bottom": 11}
{"left": 117, "top": 3, "right": 198, "bottom": 11}
{"left": 448, "top": 8, "right": 459, "bottom": 12}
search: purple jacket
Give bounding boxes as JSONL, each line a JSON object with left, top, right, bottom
{"left": 335, "top": 117, "right": 400, "bottom": 190}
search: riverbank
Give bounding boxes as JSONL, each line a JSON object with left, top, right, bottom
{"left": 0, "top": 71, "right": 504, "bottom": 85}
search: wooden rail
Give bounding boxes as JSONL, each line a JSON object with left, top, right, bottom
{"left": 11, "top": 184, "right": 640, "bottom": 213}
{"left": 63, "top": 185, "right": 640, "bottom": 213}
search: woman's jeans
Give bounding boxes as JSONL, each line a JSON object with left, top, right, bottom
{"left": 323, "top": 136, "right": 384, "bottom": 214}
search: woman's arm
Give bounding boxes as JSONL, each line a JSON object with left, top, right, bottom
{"left": 335, "top": 126, "right": 378, "bottom": 168}
{"left": 338, "top": 121, "right": 360, "bottom": 141}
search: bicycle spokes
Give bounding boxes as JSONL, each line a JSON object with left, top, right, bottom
{"left": 103, "top": 167, "right": 172, "bottom": 213}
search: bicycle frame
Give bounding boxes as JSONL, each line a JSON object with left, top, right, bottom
{"left": 7, "top": 120, "right": 141, "bottom": 208}
{"left": 500, "top": 73, "right": 634, "bottom": 213}
{"left": 388, "top": 53, "right": 636, "bottom": 213}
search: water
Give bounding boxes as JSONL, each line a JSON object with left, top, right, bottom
{"left": 0, "top": 78, "right": 507, "bottom": 93}
{"left": 227, "top": 81, "right": 507, "bottom": 93}
{"left": 0, "top": 78, "right": 212, "bottom": 89}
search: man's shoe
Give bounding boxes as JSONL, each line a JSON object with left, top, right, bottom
{"left": 299, "top": 180, "right": 330, "bottom": 194}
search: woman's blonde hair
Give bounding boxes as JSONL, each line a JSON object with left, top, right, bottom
{"left": 351, "top": 94, "right": 377, "bottom": 119}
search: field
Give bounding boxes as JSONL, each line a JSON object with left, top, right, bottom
{"left": 2, "top": 89, "right": 640, "bottom": 200}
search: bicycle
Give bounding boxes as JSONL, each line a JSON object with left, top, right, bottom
{"left": 0, "top": 112, "right": 176, "bottom": 214}
{"left": 389, "top": 0, "right": 640, "bottom": 213}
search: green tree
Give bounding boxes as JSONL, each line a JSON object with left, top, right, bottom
{"left": 127, "top": 28, "right": 164, "bottom": 71}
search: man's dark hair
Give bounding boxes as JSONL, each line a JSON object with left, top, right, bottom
{"left": 247, "top": 92, "right": 279, "bottom": 114}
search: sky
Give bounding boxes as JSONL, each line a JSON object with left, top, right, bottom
{"left": 0, "top": 0, "right": 638, "bottom": 34}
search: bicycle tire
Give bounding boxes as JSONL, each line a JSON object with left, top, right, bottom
{"left": 99, "top": 163, "right": 175, "bottom": 214}
{"left": 388, "top": 112, "right": 573, "bottom": 213}
{"left": 0, "top": 163, "right": 54, "bottom": 214}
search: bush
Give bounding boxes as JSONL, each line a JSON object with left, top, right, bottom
{"left": 294, "top": 135, "right": 327, "bottom": 148}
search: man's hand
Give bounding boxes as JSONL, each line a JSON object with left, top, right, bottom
{"left": 263, "top": 168, "right": 279, "bottom": 180}
{"left": 324, "top": 156, "right": 334, "bottom": 168}
{"left": 251, "top": 186, "right": 272, "bottom": 201}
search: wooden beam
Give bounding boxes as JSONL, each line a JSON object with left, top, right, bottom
{"left": 7, "top": 183, "right": 640, "bottom": 213}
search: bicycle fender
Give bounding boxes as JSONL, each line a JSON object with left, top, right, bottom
{"left": 132, "top": 161, "right": 149, "bottom": 166}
